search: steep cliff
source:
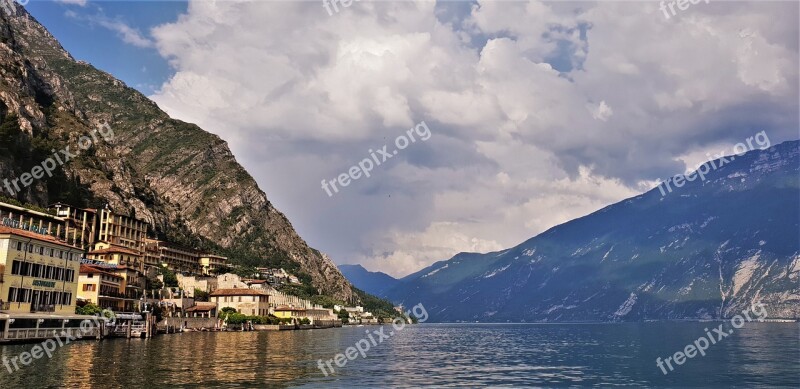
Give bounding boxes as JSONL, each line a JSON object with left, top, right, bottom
{"left": 0, "top": 4, "right": 354, "bottom": 301}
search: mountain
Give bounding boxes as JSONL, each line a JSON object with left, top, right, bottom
{"left": 339, "top": 264, "right": 400, "bottom": 297}
{"left": 386, "top": 141, "right": 800, "bottom": 322}
{"left": 0, "top": 5, "right": 354, "bottom": 301}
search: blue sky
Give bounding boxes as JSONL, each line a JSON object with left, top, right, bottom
{"left": 26, "top": 0, "right": 185, "bottom": 94}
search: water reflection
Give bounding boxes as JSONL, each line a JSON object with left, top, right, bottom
{"left": 0, "top": 323, "right": 796, "bottom": 388}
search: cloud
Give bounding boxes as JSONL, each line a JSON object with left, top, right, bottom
{"left": 56, "top": 0, "right": 87, "bottom": 6}
{"left": 148, "top": 0, "right": 798, "bottom": 277}
{"left": 66, "top": 10, "right": 153, "bottom": 48}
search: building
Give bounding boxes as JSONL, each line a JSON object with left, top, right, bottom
{"left": 87, "top": 243, "right": 145, "bottom": 274}
{"left": 200, "top": 254, "right": 227, "bottom": 275}
{"left": 176, "top": 274, "right": 218, "bottom": 298}
{"left": 209, "top": 288, "right": 270, "bottom": 316}
{"left": 273, "top": 306, "right": 307, "bottom": 323}
{"left": 0, "top": 226, "right": 83, "bottom": 315}
{"left": 78, "top": 261, "right": 143, "bottom": 312}
{"left": 146, "top": 239, "right": 225, "bottom": 276}
{"left": 77, "top": 265, "right": 129, "bottom": 311}
{"left": 144, "top": 239, "right": 200, "bottom": 274}
{"left": 50, "top": 203, "right": 97, "bottom": 251}
{"left": 96, "top": 207, "right": 147, "bottom": 254}
{"left": 185, "top": 302, "right": 217, "bottom": 318}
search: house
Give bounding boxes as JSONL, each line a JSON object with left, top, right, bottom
{"left": 209, "top": 288, "right": 270, "bottom": 316}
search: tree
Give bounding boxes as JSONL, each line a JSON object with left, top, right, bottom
{"left": 159, "top": 267, "right": 178, "bottom": 287}
{"left": 194, "top": 288, "right": 209, "bottom": 302}
{"left": 219, "top": 307, "right": 237, "bottom": 321}
{"left": 76, "top": 303, "right": 102, "bottom": 316}
{"left": 146, "top": 276, "right": 163, "bottom": 291}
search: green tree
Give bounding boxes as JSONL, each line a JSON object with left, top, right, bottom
{"left": 76, "top": 303, "right": 102, "bottom": 316}
{"left": 159, "top": 267, "right": 178, "bottom": 287}
{"left": 194, "top": 288, "right": 209, "bottom": 302}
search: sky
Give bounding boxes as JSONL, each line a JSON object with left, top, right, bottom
{"left": 25, "top": 0, "right": 800, "bottom": 277}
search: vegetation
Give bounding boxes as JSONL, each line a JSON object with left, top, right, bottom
{"left": 194, "top": 288, "right": 209, "bottom": 302}
{"left": 217, "top": 308, "right": 293, "bottom": 325}
{"left": 353, "top": 287, "right": 399, "bottom": 320}
{"left": 75, "top": 303, "right": 102, "bottom": 316}
{"left": 158, "top": 266, "right": 178, "bottom": 288}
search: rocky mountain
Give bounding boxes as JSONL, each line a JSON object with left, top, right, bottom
{"left": 339, "top": 264, "right": 400, "bottom": 298}
{"left": 386, "top": 141, "right": 800, "bottom": 322}
{"left": 0, "top": 4, "right": 354, "bottom": 301}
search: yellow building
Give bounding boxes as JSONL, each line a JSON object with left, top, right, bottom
{"left": 0, "top": 226, "right": 83, "bottom": 315}
{"left": 88, "top": 243, "right": 145, "bottom": 275}
{"left": 210, "top": 288, "right": 270, "bottom": 316}
{"left": 273, "top": 306, "right": 306, "bottom": 322}
{"left": 78, "top": 264, "right": 131, "bottom": 311}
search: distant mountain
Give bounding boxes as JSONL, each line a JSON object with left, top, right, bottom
{"left": 386, "top": 141, "right": 800, "bottom": 322}
{"left": 339, "top": 264, "right": 400, "bottom": 297}
{"left": 0, "top": 5, "right": 355, "bottom": 300}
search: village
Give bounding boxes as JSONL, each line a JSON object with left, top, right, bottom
{"left": 0, "top": 198, "right": 399, "bottom": 342}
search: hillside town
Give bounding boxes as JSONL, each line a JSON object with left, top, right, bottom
{"left": 0, "top": 199, "right": 390, "bottom": 342}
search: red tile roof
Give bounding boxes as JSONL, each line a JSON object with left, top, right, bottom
{"left": 0, "top": 226, "right": 76, "bottom": 249}
{"left": 79, "top": 265, "right": 123, "bottom": 279}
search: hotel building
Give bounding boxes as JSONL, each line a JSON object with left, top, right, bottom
{"left": 0, "top": 226, "right": 83, "bottom": 315}
{"left": 145, "top": 239, "right": 201, "bottom": 274}
{"left": 97, "top": 207, "right": 147, "bottom": 253}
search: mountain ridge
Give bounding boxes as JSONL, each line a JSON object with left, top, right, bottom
{"left": 386, "top": 140, "right": 800, "bottom": 322}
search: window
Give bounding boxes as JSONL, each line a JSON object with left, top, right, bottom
{"left": 16, "top": 242, "right": 22, "bottom": 251}
{"left": 49, "top": 249, "right": 54, "bottom": 257}
{"left": 11, "top": 260, "right": 21, "bottom": 275}
{"left": 83, "top": 284, "right": 96, "bottom": 292}
{"left": 27, "top": 244, "right": 33, "bottom": 253}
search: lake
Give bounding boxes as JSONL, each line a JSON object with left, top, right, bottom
{"left": 0, "top": 322, "right": 797, "bottom": 387}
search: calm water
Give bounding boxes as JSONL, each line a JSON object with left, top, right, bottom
{"left": 0, "top": 323, "right": 797, "bottom": 388}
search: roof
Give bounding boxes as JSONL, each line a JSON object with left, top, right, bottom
{"left": 186, "top": 302, "right": 217, "bottom": 312}
{"left": 89, "top": 246, "right": 140, "bottom": 255}
{"left": 79, "top": 265, "right": 123, "bottom": 280}
{"left": 275, "top": 305, "right": 306, "bottom": 312}
{"left": 244, "top": 279, "right": 267, "bottom": 284}
{"left": 0, "top": 226, "right": 77, "bottom": 249}
{"left": 209, "top": 288, "right": 269, "bottom": 297}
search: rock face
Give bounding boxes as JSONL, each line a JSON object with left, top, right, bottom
{"left": 0, "top": 4, "right": 354, "bottom": 301}
{"left": 386, "top": 141, "right": 800, "bottom": 322}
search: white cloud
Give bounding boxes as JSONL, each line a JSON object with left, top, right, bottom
{"left": 148, "top": 0, "right": 798, "bottom": 277}
{"left": 66, "top": 11, "right": 153, "bottom": 48}
{"left": 56, "top": 0, "right": 87, "bottom": 6}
